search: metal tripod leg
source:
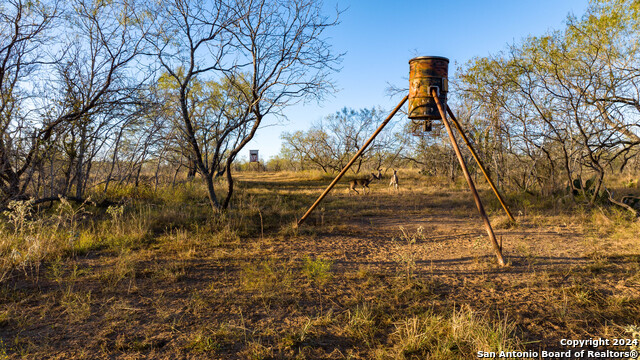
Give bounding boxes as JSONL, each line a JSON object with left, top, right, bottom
{"left": 297, "top": 95, "right": 408, "bottom": 226}
{"left": 432, "top": 90, "right": 506, "bottom": 266}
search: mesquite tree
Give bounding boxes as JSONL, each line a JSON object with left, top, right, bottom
{"left": 147, "top": 0, "right": 341, "bottom": 212}
{"left": 0, "top": 0, "right": 59, "bottom": 202}
{"left": 281, "top": 107, "right": 398, "bottom": 174}
{"left": 457, "top": 0, "right": 640, "bottom": 203}
{"left": 0, "top": 0, "right": 151, "bottom": 204}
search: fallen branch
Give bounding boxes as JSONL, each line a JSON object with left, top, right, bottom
{"left": 33, "top": 196, "right": 117, "bottom": 208}
{"left": 604, "top": 188, "right": 639, "bottom": 217}
{"left": 1, "top": 196, "right": 117, "bottom": 213}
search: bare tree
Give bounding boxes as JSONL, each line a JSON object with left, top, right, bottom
{"left": 281, "top": 107, "right": 398, "bottom": 174}
{"left": 52, "top": 0, "right": 152, "bottom": 198}
{"left": 147, "top": 0, "right": 341, "bottom": 212}
{"left": 457, "top": 0, "right": 640, "bottom": 205}
{"left": 0, "top": 0, "right": 59, "bottom": 202}
{"left": 0, "top": 0, "right": 152, "bottom": 204}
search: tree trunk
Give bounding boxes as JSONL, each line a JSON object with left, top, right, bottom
{"left": 134, "top": 164, "right": 142, "bottom": 187}
{"left": 204, "top": 173, "right": 220, "bottom": 212}
{"left": 104, "top": 127, "right": 124, "bottom": 195}
{"left": 83, "top": 159, "right": 92, "bottom": 195}
{"left": 187, "top": 154, "right": 197, "bottom": 179}
{"left": 154, "top": 155, "right": 163, "bottom": 192}
{"left": 222, "top": 161, "right": 234, "bottom": 209}
{"left": 590, "top": 169, "right": 605, "bottom": 206}
{"left": 75, "top": 123, "right": 88, "bottom": 198}
{"left": 49, "top": 155, "right": 55, "bottom": 197}
{"left": 172, "top": 163, "right": 182, "bottom": 188}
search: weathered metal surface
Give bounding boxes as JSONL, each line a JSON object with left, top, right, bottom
{"left": 408, "top": 56, "right": 449, "bottom": 121}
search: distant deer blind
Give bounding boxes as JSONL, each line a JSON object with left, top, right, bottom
{"left": 250, "top": 150, "right": 259, "bottom": 163}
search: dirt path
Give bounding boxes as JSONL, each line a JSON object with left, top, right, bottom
{"left": 278, "top": 186, "right": 637, "bottom": 350}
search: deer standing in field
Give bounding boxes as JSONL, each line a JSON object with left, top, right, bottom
{"left": 349, "top": 169, "right": 381, "bottom": 195}
{"left": 389, "top": 169, "right": 399, "bottom": 192}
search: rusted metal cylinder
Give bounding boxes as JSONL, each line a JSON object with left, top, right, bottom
{"left": 408, "top": 56, "right": 449, "bottom": 121}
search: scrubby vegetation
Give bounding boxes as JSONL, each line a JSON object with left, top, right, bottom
{"left": 1, "top": 170, "right": 639, "bottom": 358}
{"left": 3, "top": 0, "right": 640, "bottom": 358}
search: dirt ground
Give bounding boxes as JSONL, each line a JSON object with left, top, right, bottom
{"left": 1, "top": 172, "right": 639, "bottom": 359}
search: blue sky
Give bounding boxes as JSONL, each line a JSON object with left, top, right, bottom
{"left": 245, "top": 0, "right": 590, "bottom": 161}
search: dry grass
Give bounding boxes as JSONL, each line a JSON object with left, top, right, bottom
{"left": 0, "top": 170, "right": 639, "bottom": 358}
